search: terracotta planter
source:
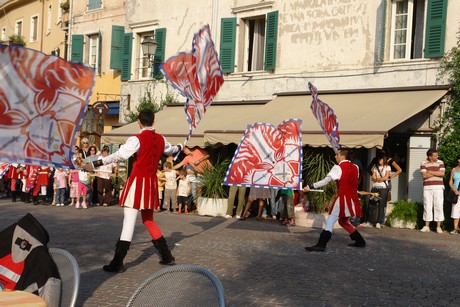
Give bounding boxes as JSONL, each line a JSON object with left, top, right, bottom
{"left": 197, "top": 197, "right": 228, "bottom": 217}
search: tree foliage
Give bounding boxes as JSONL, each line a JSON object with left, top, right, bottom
{"left": 124, "top": 85, "right": 180, "bottom": 123}
{"left": 435, "top": 36, "right": 460, "bottom": 174}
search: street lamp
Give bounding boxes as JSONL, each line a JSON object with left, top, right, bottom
{"left": 141, "top": 36, "right": 158, "bottom": 66}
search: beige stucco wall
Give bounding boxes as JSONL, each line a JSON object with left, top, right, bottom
{"left": 70, "top": 0, "right": 125, "bottom": 106}
{"left": 0, "top": 0, "right": 66, "bottom": 54}
{"left": 119, "top": 0, "right": 458, "bottom": 117}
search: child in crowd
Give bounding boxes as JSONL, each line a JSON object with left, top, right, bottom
{"left": 163, "top": 162, "right": 177, "bottom": 213}
{"left": 176, "top": 169, "right": 191, "bottom": 214}
{"left": 53, "top": 168, "right": 67, "bottom": 207}
{"left": 68, "top": 170, "right": 79, "bottom": 206}
{"left": 77, "top": 169, "right": 89, "bottom": 209}
{"left": 157, "top": 167, "right": 166, "bottom": 212}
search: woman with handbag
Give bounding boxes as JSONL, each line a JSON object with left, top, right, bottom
{"left": 448, "top": 154, "right": 460, "bottom": 235}
{"left": 369, "top": 153, "right": 391, "bottom": 228}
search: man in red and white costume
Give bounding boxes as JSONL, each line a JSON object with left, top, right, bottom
{"left": 303, "top": 148, "right": 366, "bottom": 251}
{"left": 84, "top": 110, "right": 182, "bottom": 272}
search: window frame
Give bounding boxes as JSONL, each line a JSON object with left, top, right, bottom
{"left": 30, "top": 15, "right": 39, "bottom": 42}
{"left": 47, "top": 4, "right": 52, "bottom": 35}
{"left": 15, "top": 19, "right": 23, "bottom": 36}
{"left": 242, "top": 16, "right": 266, "bottom": 72}
{"left": 1, "top": 27, "right": 6, "bottom": 41}
{"left": 136, "top": 32, "right": 154, "bottom": 80}
{"left": 88, "top": 34, "right": 99, "bottom": 71}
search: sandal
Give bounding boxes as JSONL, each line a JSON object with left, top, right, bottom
{"left": 239, "top": 217, "right": 246, "bottom": 221}
{"left": 288, "top": 221, "right": 296, "bottom": 226}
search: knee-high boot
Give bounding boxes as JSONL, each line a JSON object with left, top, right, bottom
{"left": 152, "top": 236, "right": 176, "bottom": 265}
{"left": 12, "top": 191, "right": 17, "bottom": 202}
{"left": 348, "top": 230, "right": 366, "bottom": 248}
{"left": 103, "top": 240, "right": 131, "bottom": 273}
{"left": 305, "top": 230, "right": 332, "bottom": 252}
{"left": 32, "top": 195, "right": 39, "bottom": 206}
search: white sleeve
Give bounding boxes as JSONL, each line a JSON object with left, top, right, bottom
{"left": 102, "top": 136, "right": 140, "bottom": 164}
{"left": 313, "top": 165, "right": 341, "bottom": 188}
{"left": 163, "top": 136, "right": 181, "bottom": 156}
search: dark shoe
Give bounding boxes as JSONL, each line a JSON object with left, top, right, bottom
{"left": 305, "top": 230, "right": 332, "bottom": 252}
{"left": 305, "top": 245, "right": 326, "bottom": 252}
{"left": 348, "top": 230, "right": 366, "bottom": 248}
{"left": 152, "top": 236, "right": 176, "bottom": 265}
{"left": 103, "top": 240, "right": 130, "bottom": 273}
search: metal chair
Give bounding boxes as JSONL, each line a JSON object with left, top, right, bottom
{"left": 126, "top": 264, "right": 226, "bottom": 307}
{"left": 49, "top": 247, "right": 80, "bottom": 307}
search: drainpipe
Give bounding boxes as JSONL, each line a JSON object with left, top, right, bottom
{"left": 39, "top": 0, "right": 45, "bottom": 52}
{"left": 66, "top": 0, "right": 72, "bottom": 60}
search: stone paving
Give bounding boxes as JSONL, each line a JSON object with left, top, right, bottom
{"left": 1, "top": 199, "right": 460, "bottom": 306}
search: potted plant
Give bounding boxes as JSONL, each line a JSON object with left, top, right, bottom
{"left": 387, "top": 200, "right": 419, "bottom": 229}
{"left": 8, "top": 34, "right": 26, "bottom": 46}
{"left": 296, "top": 149, "right": 339, "bottom": 228}
{"left": 60, "top": 1, "right": 70, "bottom": 12}
{"left": 196, "top": 158, "right": 230, "bottom": 217}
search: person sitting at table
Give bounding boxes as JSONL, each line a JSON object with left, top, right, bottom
{"left": 0, "top": 213, "right": 61, "bottom": 306}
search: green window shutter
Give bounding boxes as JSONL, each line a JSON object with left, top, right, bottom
{"left": 110, "top": 25, "right": 124, "bottom": 70}
{"left": 71, "top": 34, "right": 84, "bottom": 63}
{"left": 220, "top": 18, "right": 236, "bottom": 73}
{"left": 88, "top": 0, "right": 102, "bottom": 10}
{"left": 424, "top": 0, "right": 447, "bottom": 58}
{"left": 377, "top": 0, "right": 387, "bottom": 62}
{"left": 97, "top": 31, "right": 102, "bottom": 75}
{"left": 153, "top": 28, "right": 166, "bottom": 79}
{"left": 121, "top": 32, "right": 133, "bottom": 81}
{"left": 264, "top": 11, "right": 278, "bottom": 71}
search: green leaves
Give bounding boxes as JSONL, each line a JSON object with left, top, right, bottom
{"left": 302, "top": 149, "right": 337, "bottom": 213}
{"left": 198, "top": 158, "right": 230, "bottom": 199}
{"left": 435, "top": 36, "right": 460, "bottom": 173}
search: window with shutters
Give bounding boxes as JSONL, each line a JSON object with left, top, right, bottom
{"left": 47, "top": 4, "right": 52, "bottom": 35}
{"left": 30, "top": 15, "right": 38, "bottom": 42}
{"left": 89, "top": 34, "right": 99, "bottom": 70}
{"left": 388, "top": 0, "right": 446, "bottom": 60}
{"left": 220, "top": 9, "right": 277, "bottom": 74}
{"left": 15, "top": 20, "right": 23, "bottom": 36}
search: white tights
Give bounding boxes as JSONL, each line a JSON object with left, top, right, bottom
{"left": 120, "top": 207, "right": 138, "bottom": 242}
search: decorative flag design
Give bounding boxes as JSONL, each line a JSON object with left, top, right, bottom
{"left": 224, "top": 119, "right": 302, "bottom": 189}
{"left": 308, "top": 82, "right": 341, "bottom": 153}
{"left": 25, "top": 165, "right": 39, "bottom": 192}
{"left": 161, "top": 25, "right": 224, "bottom": 143}
{"left": 0, "top": 162, "right": 9, "bottom": 179}
{"left": 0, "top": 45, "right": 95, "bottom": 168}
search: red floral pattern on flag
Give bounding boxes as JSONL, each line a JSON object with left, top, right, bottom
{"left": 224, "top": 119, "right": 302, "bottom": 189}
{"left": 0, "top": 162, "right": 9, "bottom": 179}
{"left": 0, "top": 45, "right": 94, "bottom": 167}
{"left": 161, "top": 25, "right": 224, "bottom": 142}
{"left": 309, "top": 82, "right": 341, "bottom": 153}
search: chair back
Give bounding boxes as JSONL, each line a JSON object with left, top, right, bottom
{"left": 126, "top": 264, "right": 225, "bottom": 307}
{"left": 49, "top": 247, "right": 80, "bottom": 307}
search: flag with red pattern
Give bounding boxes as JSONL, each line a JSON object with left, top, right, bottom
{"left": 0, "top": 45, "right": 94, "bottom": 168}
{"left": 0, "top": 162, "right": 9, "bottom": 179}
{"left": 223, "top": 119, "right": 302, "bottom": 189}
{"left": 161, "top": 25, "right": 224, "bottom": 143}
{"left": 308, "top": 82, "right": 341, "bottom": 153}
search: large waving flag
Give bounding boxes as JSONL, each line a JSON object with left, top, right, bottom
{"left": 308, "top": 82, "right": 341, "bottom": 153}
{"left": 161, "top": 25, "right": 224, "bottom": 143}
{"left": 223, "top": 119, "right": 302, "bottom": 189}
{"left": 0, "top": 45, "right": 94, "bottom": 168}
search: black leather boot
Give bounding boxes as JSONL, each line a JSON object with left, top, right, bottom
{"left": 348, "top": 230, "right": 366, "bottom": 248}
{"left": 305, "top": 230, "right": 332, "bottom": 252}
{"left": 103, "top": 240, "right": 131, "bottom": 273}
{"left": 152, "top": 236, "right": 176, "bottom": 265}
{"left": 12, "top": 191, "right": 17, "bottom": 202}
{"left": 32, "top": 196, "right": 39, "bottom": 205}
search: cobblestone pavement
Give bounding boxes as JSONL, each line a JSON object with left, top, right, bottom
{"left": 1, "top": 199, "right": 460, "bottom": 306}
